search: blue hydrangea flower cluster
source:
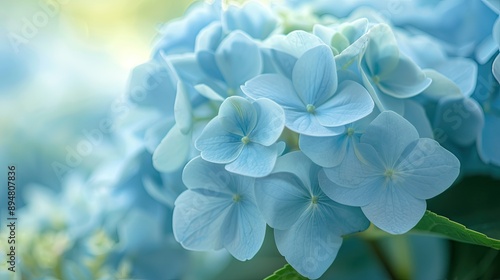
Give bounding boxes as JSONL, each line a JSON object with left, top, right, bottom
{"left": 125, "top": 0, "right": 500, "bottom": 278}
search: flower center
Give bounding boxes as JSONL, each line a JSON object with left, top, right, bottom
{"left": 227, "top": 88, "right": 236, "bottom": 96}
{"left": 311, "top": 196, "right": 319, "bottom": 204}
{"left": 241, "top": 136, "right": 250, "bottom": 145}
{"left": 232, "top": 194, "right": 241, "bottom": 203}
{"left": 347, "top": 127, "right": 355, "bottom": 136}
{"left": 306, "top": 104, "right": 316, "bottom": 114}
{"left": 384, "top": 169, "right": 395, "bottom": 179}
{"left": 372, "top": 75, "right": 380, "bottom": 84}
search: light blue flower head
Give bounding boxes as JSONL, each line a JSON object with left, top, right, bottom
{"left": 173, "top": 156, "right": 266, "bottom": 261}
{"left": 196, "top": 96, "right": 285, "bottom": 177}
{"left": 254, "top": 151, "right": 369, "bottom": 279}
{"left": 320, "top": 111, "right": 460, "bottom": 234}
{"left": 242, "top": 34, "right": 374, "bottom": 136}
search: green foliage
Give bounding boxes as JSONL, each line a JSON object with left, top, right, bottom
{"left": 264, "top": 264, "right": 308, "bottom": 280}
{"left": 413, "top": 211, "right": 500, "bottom": 250}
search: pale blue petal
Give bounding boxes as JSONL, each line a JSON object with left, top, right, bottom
{"left": 223, "top": 200, "right": 266, "bottom": 261}
{"left": 218, "top": 96, "right": 257, "bottom": 136}
{"left": 483, "top": 0, "right": 500, "bottom": 13}
{"left": 196, "top": 50, "right": 224, "bottom": 81}
{"left": 403, "top": 100, "right": 434, "bottom": 139}
{"left": 225, "top": 142, "right": 281, "bottom": 177}
{"left": 434, "top": 58, "right": 478, "bottom": 97}
{"left": 267, "top": 30, "right": 325, "bottom": 59}
{"left": 365, "top": 24, "right": 399, "bottom": 76}
{"left": 275, "top": 219, "right": 343, "bottom": 280}
{"left": 323, "top": 143, "right": 385, "bottom": 188}
{"left": 299, "top": 134, "right": 348, "bottom": 168}
{"left": 396, "top": 139, "right": 460, "bottom": 200}
{"left": 335, "top": 33, "right": 370, "bottom": 70}
{"left": 153, "top": 124, "right": 192, "bottom": 172}
{"left": 433, "top": 97, "right": 484, "bottom": 146}
{"left": 360, "top": 68, "right": 405, "bottom": 114}
{"left": 182, "top": 156, "right": 234, "bottom": 195}
{"left": 271, "top": 151, "right": 315, "bottom": 191}
{"left": 195, "top": 22, "right": 223, "bottom": 52}
{"left": 362, "top": 187, "right": 427, "bottom": 234}
{"left": 215, "top": 31, "right": 262, "bottom": 88}
{"left": 292, "top": 45, "right": 337, "bottom": 105}
{"left": 241, "top": 73, "right": 304, "bottom": 108}
{"left": 169, "top": 53, "right": 206, "bottom": 84}
{"left": 196, "top": 119, "right": 244, "bottom": 164}
{"left": 254, "top": 172, "right": 311, "bottom": 230}
{"left": 194, "top": 83, "right": 225, "bottom": 101}
{"left": 420, "top": 69, "right": 462, "bottom": 101}
{"left": 478, "top": 114, "right": 500, "bottom": 166}
{"left": 315, "top": 81, "right": 374, "bottom": 127}
{"left": 318, "top": 170, "right": 380, "bottom": 207}
{"left": 286, "top": 110, "right": 345, "bottom": 136}
{"left": 249, "top": 98, "right": 285, "bottom": 146}
{"left": 271, "top": 49, "right": 297, "bottom": 78}
{"left": 493, "top": 54, "right": 500, "bottom": 83}
{"left": 377, "top": 55, "right": 431, "bottom": 98}
{"left": 173, "top": 191, "right": 230, "bottom": 251}
{"left": 174, "top": 81, "right": 193, "bottom": 134}
{"left": 361, "top": 111, "right": 419, "bottom": 166}
{"left": 222, "top": 2, "right": 277, "bottom": 40}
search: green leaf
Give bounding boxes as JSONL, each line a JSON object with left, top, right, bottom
{"left": 264, "top": 264, "right": 308, "bottom": 280}
{"left": 412, "top": 210, "right": 500, "bottom": 250}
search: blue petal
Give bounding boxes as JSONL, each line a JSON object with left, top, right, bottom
{"left": 274, "top": 218, "right": 343, "bottom": 279}
{"left": 194, "top": 83, "right": 225, "bottom": 101}
{"left": 197, "top": 50, "right": 225, "bottom": 81}
{"left": 299, "top": 134, "right": 348, "bottom": 167}
{"left": 241, "top": 73, "right": 304, "bottom": 108}
{"left": 153, "top": 124, "right": 192, "bottom": 172}
{"left": 292, "top": 45, "right": 337, "bottom": 105}
{"left": 403, "top": 100, "right": 434, "bottom": 139}
{"left": 361, "top": 111, "right": 419, "bottom": 166}
{"left": 318, "top": 170, "right": 380, "bottom": 207}
{"left": 433, "top": 58, "right": 478, "bottom": 97}
{"left": 254, "top": 172, "right": 311, "bottom": 230}
{"left": 377, "top": 55, "right": 432, "bottom": 98}
{"left": 361, "top": 186, "right": 427, "bottom": 234}
{"left": 173, "top": 190, "right": 230, "bottom": 251}
{"left": 223, "top": 199, "right": 266, "bottom": 261}
{"left": 222, "top": 1, "right": 277, "bottom": 40}
{"left": 195, "top": 119, "right": 244, "bottom": 164}
{"left": 174, "top": 81, "right": 193, "bottom": 134}
{"left": 433, "top": 97, "right": 484, "bottom": 146}
{"left": 225, "top": 142, "right": 282, "bottom": 177}
{"left": 271, "top": 151, "right": 316, "bottom": 191}
{"left": 493, "top": 54, "right": 500, "bottom": 83}
{"left": 215, "top": 31, "right": 262, "bottom": 89}
{"left": 195, "top": 22, "right": 223, "bottom": 52}
{"left": 271, "top": 49, "right": 298, "bottom": 78}
{"left": 395, "top": 139, "right": 460, "bottom": 200}
{"left": 285, "top": 109, "right": 345, "bottom": 136}
{"left": 249, "top": 98, "right": 285, "bottom": 146}
{"left": 315, "top": 81, "right": 374, "bottom": 127}
{"left": 364, "top": 24, "right": 400, "bottom": 76}
{"left": 267, "top": 30, "right": 325, "bottom": 59}
{"left": 420, "top": 70, "right": 462, "bottom": 101}
{"left": 323, "top": 143, "right": 385, "bottom": 189}
{"left": 478, "top": 114, "right": 500, "bottom": 166}
{"left": 182, "top": 156, "right": 234, "bottom": 194}
{"left": 218, "top": 96, "right": 258, "bottom": 136}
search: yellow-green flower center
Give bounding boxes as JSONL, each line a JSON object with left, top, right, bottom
{"left": 241, "top": 136, "right": 250, "bottom": 145}
{"left": 347, "top": 127, "right": 355, "bottom": 136}
{"left": 232, "top": 194, "right": 241, "bottom": 203}
{"left": 306, "top": 104, "right": 316, "bottom": 114}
